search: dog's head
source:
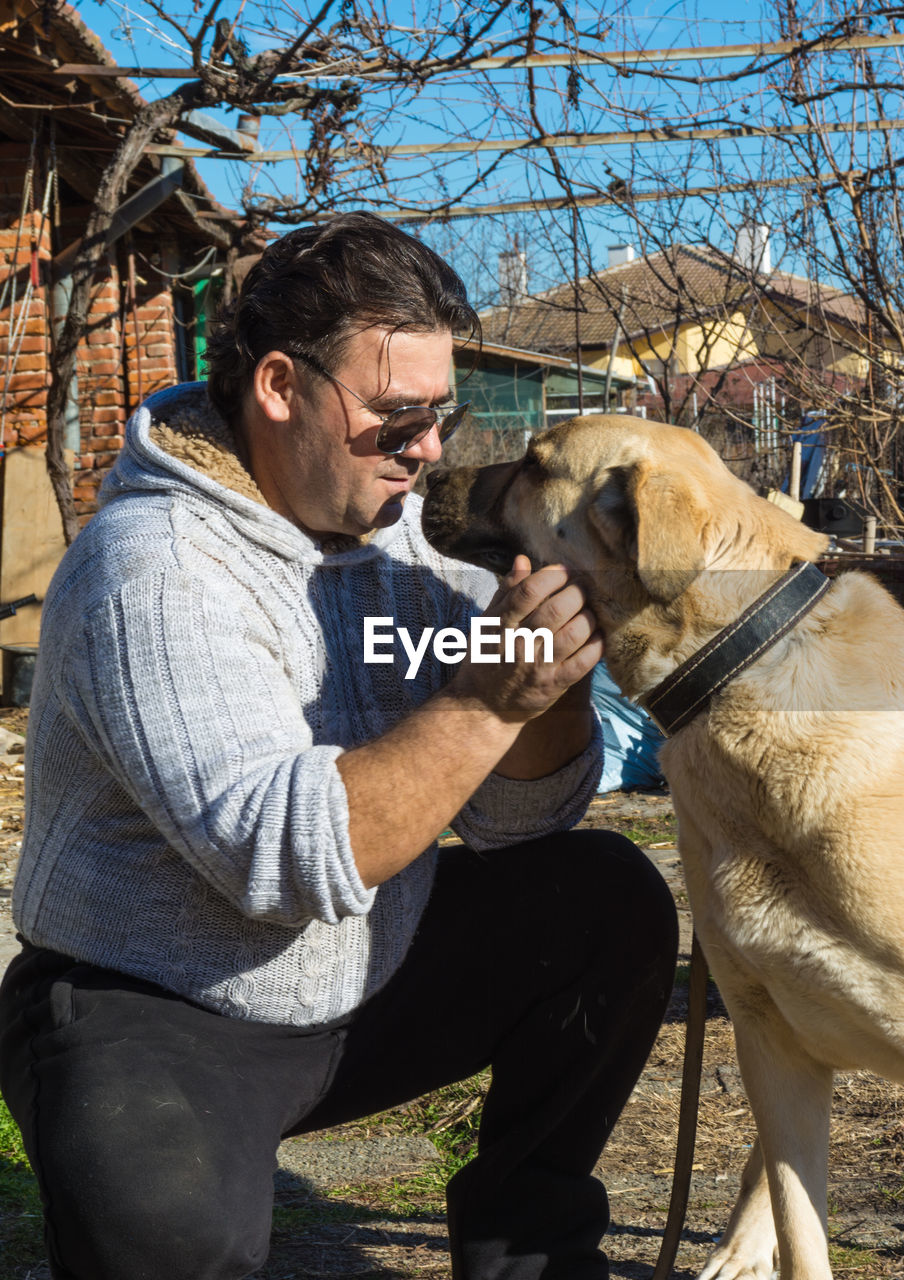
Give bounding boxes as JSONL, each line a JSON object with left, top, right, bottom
{"left": 422, "top": 415, "right": 828, "bottom": 689}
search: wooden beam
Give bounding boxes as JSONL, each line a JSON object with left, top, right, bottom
{"left": 307, "top": 169, "right": 841, "bottom": 223}
{"left": 143, "top": 116, "right": 904, "bottom": 164}
{"left": 52, "top": 161, "right": 186, "bottom": 278}
{"left": 0, "top": 98, "right": 107, "bottom": 203}
{"left": 17, "top": 31, "right": 904, "bottom": 81}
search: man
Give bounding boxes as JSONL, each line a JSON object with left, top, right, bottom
{"left": 0, "top": 213, "right": 677, "bottom": 1280}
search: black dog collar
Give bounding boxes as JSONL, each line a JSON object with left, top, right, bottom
{"left": 641, "top": 560, "right": 832, "bottom": 737}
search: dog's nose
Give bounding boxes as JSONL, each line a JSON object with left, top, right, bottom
{"left": 425, "top": 468, "right": 445, "bottom": 490}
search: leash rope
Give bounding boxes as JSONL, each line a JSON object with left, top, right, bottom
{"left": 651, "top": 931, "right": 708, "bottom": 1279}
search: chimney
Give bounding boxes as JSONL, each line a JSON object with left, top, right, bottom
{"left": 607, "top": 243, "right": 635, "bottom": 269}
{"left": 499, "top": 241, "right": 528, "bottom": 305}
{"left": 237, "top": 114, "right": 261, "bottom": 139}
{"left": 736, "top": 221, "right": 771, "bottom": 275}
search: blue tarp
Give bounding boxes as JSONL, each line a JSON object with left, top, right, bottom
{"left": 782, "top": 415, "right": 828, "bottom": 500}
{"left": 591, "top": 663, "right": 666, "bottom": 792}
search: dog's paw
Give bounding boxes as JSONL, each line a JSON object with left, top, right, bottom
{"left": 697, "top": 1237, "right": 778, "bottom": 1280}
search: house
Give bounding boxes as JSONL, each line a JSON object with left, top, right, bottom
{"left": 450, "top": 335, "right": 635, "bottom": 464}
{"left": 0, "top": 0, "right": 263, "bottom": 667}
{"left": 479, "top": 240, "right": 888, "bottom": 492}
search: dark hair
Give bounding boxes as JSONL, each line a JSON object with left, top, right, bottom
{"left": 205, "top": 212, "right": 480, "bottom": 420}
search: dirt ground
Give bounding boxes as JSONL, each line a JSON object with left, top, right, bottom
{"left": 2, "top": 708, "right": 903, "bottom": 1278}
{"left": 256, "top": 1022, "right": 904, "bottom": 1279}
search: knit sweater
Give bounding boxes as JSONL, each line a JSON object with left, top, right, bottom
{"left": 14, "top": 383, "right": 604, "bottom": 1025}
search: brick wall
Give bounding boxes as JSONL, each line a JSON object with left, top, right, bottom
{"left": 69, "top": 263, "right": 179, "bottom": 522}
{"left": 1, "top": 176, "right": 183, "bottom": 526}
{"left": 74, "top": 247, "right": 181, "bottom": 522}
{"left": 61, "top": 210, "right": 181, "bottom": 523}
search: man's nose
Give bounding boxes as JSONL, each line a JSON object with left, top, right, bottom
{"left": 401, "top": 423, "right": 443, "bottom": 464}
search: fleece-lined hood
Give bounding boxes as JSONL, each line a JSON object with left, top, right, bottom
{"left": 98, "top": 381, "right": 409, "bottom": 566}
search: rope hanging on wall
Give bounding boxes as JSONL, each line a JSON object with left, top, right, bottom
{"left": 0, "top": 121, "right": 58, "bottom": 447}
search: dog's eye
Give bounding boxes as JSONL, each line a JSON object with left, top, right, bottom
{"left": 481, "top": 547, "right": 516, "bottom": 574}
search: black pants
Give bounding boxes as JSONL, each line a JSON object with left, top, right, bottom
{"left": 0, "top": 831, "right": 678, "bottom": 1280}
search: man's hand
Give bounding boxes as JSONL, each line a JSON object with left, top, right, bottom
{"left": 448, "top": 555, "right": 604, "bottom": 723}
{"left": 337, "top": 554, "right": 603, "bottom": 888}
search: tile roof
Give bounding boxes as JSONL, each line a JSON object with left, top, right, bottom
{"left": 481, "top": 244, "right": 866, "bottom": 353}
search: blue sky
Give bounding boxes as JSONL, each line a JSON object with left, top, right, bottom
{"left": 69, "top": 1, "right": 899, "bottom": 300}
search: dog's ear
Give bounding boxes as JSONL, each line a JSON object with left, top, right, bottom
{"left": 586, "top": 466, "right": 639, "bottom": 563}
{"left": 589, "top": 461, "right": 706, "bottom": 604}
{"left": 631, "top": 464, "right": 707, "bottom": 602}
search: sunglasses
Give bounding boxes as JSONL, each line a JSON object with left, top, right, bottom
{"left": 296, "top": 355, "right": 470, "bottom": 455}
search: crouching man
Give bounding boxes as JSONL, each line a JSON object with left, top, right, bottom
{"left": 0, "top": 212, "right": 677, "bottom": 1280}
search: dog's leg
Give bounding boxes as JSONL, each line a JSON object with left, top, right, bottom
{"left": 697, "top": 1139, "right": 778, "bottom": 1280}
{"left": 730, "top": 1015, "right": 834, "bottom": 1280}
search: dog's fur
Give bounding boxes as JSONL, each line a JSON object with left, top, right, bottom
{"left": 422, "top": 414, "right": 904, "bottom": 1280}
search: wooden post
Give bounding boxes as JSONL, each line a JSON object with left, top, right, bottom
{"left": 790, "top": 441, "right": 802, "bottom": 502}
{"left": 572, "top": 207, "right": 584, "bottom": 415}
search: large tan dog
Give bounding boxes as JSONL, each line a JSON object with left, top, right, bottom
{"left": 421, "top": 414, "right": 904, "bottom": 1280}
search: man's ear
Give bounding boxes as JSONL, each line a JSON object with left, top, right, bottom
{"left": 252, "top": 351, "right": 298, "bottom": 424}
{"left": 589, "top": 461, "right": 706, "bottom": 604}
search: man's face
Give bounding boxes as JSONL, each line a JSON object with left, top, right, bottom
{"left": 248, "top": 326, "right": 454, "bottom": 539}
